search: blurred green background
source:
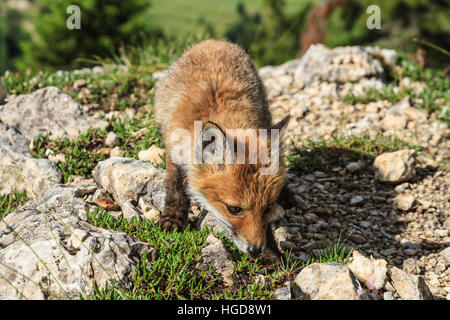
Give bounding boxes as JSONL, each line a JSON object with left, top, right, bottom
{"left": 1, "top": 0, "right": 449, "bottom": 74}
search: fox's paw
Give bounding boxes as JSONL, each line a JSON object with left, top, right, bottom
{"left": 159, "top": 216, "right": 185, "bottom": 233}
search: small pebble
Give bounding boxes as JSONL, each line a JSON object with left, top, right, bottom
{"left": 350, "top": 195, "right": 364, "bottom": 205}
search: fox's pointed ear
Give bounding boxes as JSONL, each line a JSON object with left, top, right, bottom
{"left": 202, "top": 121, "right": 225, "bottom": 149}
{"left": 271, "top": 115, "right": 290, "bottom": 136}
{"left": 201, "top": 121, "right": 226, "bottom": 170}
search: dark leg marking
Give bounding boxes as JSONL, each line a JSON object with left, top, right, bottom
{"left": 159, "top": 156, "right": 190, "bottom": 232}
{"left": 277, "top": 184, "right": 299, "bottom": 210}
{"left": 262, "top": 223, "right": 282, "bottom": 261}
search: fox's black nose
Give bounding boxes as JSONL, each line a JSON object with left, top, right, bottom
{"left": 248, "top": 245, "right": 262, "bottom": 256}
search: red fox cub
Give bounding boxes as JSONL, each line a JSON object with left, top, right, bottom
{"left": 154, "top": 39, "right": 290, "bottom": 256}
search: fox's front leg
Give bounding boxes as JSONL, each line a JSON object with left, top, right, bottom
{"left": 261, "top": 224, "right": 282, "bottom": 263}
{"left": 160, "top": 155, "right": 189, "bottom": 232}
{"left": 277, "top": 184, "right": 299, "bottom": 210}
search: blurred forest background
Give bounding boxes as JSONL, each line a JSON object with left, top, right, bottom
{"left": 0, "top": 0, "right": 449, "bottom": 75}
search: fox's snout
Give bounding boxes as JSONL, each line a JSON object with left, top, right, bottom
{"left": 229, "top": 220, "right": 268, "bottom": 257}
{"left": 232, "top": 235, "right": 265, "bottom": 257}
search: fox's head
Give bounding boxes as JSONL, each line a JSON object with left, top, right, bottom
{"left": 186, "top": 116, "right": 290, "bottom": 256}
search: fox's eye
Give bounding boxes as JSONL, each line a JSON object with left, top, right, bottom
{"left": 226, "top": 205, "right": 242, "bottom": 215}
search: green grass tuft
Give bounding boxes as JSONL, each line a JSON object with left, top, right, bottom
{"left": 0, "top": 190, "right": 29, "bottom": 220}
{"left": 285, "top": 133, "right": 422, "bottom": 175}
{"left": 83, "top": 206, "right": 355, "bottom": 300}
{"left": 31, "top": 112, "right": 164, "bottom": 183}
{"left": 303, "top": 231, "right": 353, "bottom": 266}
